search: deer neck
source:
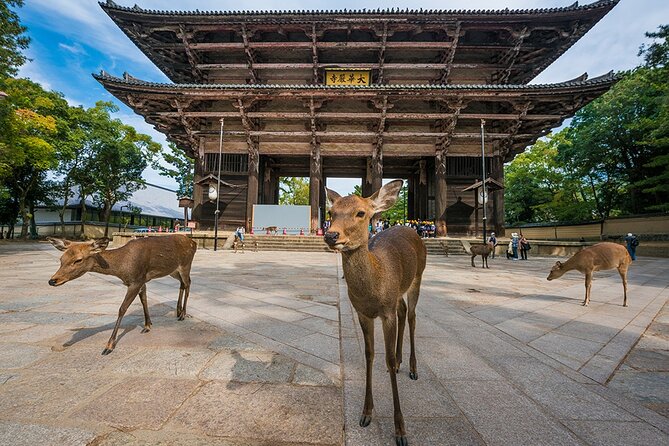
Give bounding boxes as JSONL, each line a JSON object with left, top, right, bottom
{"left": 90, "top": 248, "right": 126, "bottom": 280}
{"left": 341, "top": 241, "right": 381, "bottom": 296}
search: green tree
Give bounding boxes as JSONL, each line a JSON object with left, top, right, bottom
{"left": 151, "top": 142, "right": 194, "bottom": 198}
{"left": 0, "top": 0, "right": 30, "bottom": 78}
{"left": 85, "top": 102, "right": 160, "bottom": 237}
{"left": 279, "top": 177, "right": 309, "bottom": 205}
{"left": 0, "top": 78, "right": 66, "bottom": 238}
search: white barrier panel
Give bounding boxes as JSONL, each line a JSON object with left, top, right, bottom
{"left": 253, "top": 205, "right": 311, "bottom": 235}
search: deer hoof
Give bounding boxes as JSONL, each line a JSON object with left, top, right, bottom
{"left": 395, "top": 435, "right": 409, "bottom": 446}
{"left": 409, "top": 371, "right": 418, "bottom": 380}
{"left": 141, "top": 327, "right": 151, "bottom": 334}
{"left": 359, "top": 414, "right": 372, "bottom": 427}
{"left": 178, "top": 314, "right": 186, "bottom": 321}
{"left": 101, "top": 348, "right": 114, "bottom": 356}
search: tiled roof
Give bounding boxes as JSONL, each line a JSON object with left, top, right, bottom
{"left": 94, "top": 70, "right": 619, "bottom": 92}
{"left": 100, "top": 0, "right": 619, "bottom": 18}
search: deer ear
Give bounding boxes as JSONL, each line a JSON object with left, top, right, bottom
{"left": 47, "top": 237, "right": 71, "bottom": 252}
{"left": 555, "top": 261, "right": 562, "bottom": 268}
{"left": 90, "top": 237, "right": 110, "bottom": 253}
{"left": 324, "top": 187, "right": 342, "bottom": 208}
{"left": 369, "top": 180, "right": 403, "bottom": 213}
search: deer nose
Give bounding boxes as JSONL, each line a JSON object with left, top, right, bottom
{"left": 324, "top": 231, "right": 339, "bottom": 246}
{"left": 48, "top": 279, "right": 57, "bottom": 286}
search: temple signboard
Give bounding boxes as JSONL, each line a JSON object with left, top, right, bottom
{"left": 324, "top": 68, "right": 370, "bottom": 86}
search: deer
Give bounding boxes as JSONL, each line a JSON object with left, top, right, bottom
{"left": 469, "top": 241, "right": 494, "bottom": 268}
{"left": 324, "top": 180, "right": 426, "bottom": 446}
{"left": 47, "top": 234, "right": 198, "bottom": 355}
{"left": 547, "top": 242, "right": 632, "bottom": 307}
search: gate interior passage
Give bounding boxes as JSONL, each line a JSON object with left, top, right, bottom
{"left": 253, "top": 205, "right": 311, "bottom": 235}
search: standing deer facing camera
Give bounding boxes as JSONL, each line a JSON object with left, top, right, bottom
{"left": 324, "top": 180, "right": 426, "bottom": 446}
{"left": 47, "top": 234, "right": 197, "bottom": 354}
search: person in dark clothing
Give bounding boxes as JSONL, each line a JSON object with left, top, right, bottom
{"left": 624, "top": 232, "right": 639, "bottom": 260}
{"left": 488, "top": 232, "right": 498, "bottom": 259}
{"left": 519, "top": 235, "right": 530, "bottom": 260}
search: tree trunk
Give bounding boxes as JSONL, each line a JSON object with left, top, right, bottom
{"left": 103, "top": 200, "right": 113, "bottom": 238}
{"left": 58, "top": 181, "right": 71, "bottom": 236}
{"left": 79, "top": 187, "right": 87, "bottom": 239}
{"left": 29, "top": 200, "right": 38, "bottom": 239}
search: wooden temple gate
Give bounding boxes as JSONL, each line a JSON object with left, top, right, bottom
{"left": 96, "top": 0, "right": 620, "bottom": 236}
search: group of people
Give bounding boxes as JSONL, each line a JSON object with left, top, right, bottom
{"left": 486, "top": 231, "right": 531, "bottom": 261}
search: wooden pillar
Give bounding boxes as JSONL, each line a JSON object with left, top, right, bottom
{"left": 435, "top": 153, "right": 448, "bottom": 237}
{"left": 492, "top": 155, "right": 505, "bottom": 235}
{"left": 246, "top": 142, "right": 259, "bottom": 232}
{"left": 262, "top": 161, "right": 277, "bottom": 204}
{"left": 418, "top": 160, "right": 428, "bottom": 220}
{"left": 309, "top": 150, "right": 322, "bottom": 233}
{"left": 407, "top": 175, "right": 416, "bottom": 220}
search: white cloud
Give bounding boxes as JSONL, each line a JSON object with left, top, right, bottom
{"left": 58, "top": 42, "right": 87, "bottom": 55}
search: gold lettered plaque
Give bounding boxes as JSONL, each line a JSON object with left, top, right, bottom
{"left": 325, "top": 69, "right": 371, "bottom": 86}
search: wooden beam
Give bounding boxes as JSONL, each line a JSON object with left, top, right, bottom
{"left": 492, "top": 27, "right": 530, "bottom": 83}
{"left": 151, "top": 110, "right": 564, "bottom": 121}
{"left": 177, "top": 25, "right": 203, "bottom": 81}
{"left": 192, "top": 129, "right": 528, "bottom": 139}
{"left": 241, "top": 24, "right": 259, "bottom": 83}
{"left": 377, "top": 22, "right": 388, "bottom": 85}
{"left": 434, "top": 21, "right": 461, "bottom": 84}
{"left": 195, "top": 62, "right": 513, "bottom": 70}
{"left": 499, "top": 101, "right": 532, "bottom": 157}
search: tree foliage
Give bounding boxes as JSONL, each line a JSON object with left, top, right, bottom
{"left": 505, "top": 24, "right": 669, "bottom": 224}
{"left": 151, "top": 142, "right": 194, "bottom": 198}
{"left": 279, "top": 177, "right": 309, "bottom": 205}
{"left": 0, "top": 0, "right": 29, "bottom": 78}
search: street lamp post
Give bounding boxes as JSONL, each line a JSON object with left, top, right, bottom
{"left": 480, "top": 119, "right": 487, "bottom": 243}
{"left": 214, "top": 119, "right": 224, "bottom": 251}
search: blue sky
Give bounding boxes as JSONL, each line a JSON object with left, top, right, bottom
{"left": 15, "top": 0, "right": 669, "bottom": 194}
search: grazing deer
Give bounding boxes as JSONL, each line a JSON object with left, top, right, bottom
{"left": 547, "top": 242, "right": 632, "bottom": 307}
{"left": 324, "top": 180, "right": 426, "bottom": 446}
{"left": 47, "top": 234, "right": 197, "bottom": 354}
{"left": 469, "top": 241, "right": 494, "bottom": 268}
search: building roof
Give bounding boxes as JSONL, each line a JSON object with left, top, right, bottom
{"left": 100, "top": 0, "right": 618, "bottom": 18}
{"left": 99, "top": 0, "right": 620, "bottom": 85}
{"left": 94, "top": 70, "right": 618, "bottom": 92}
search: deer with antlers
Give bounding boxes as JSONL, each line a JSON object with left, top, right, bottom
{"left": 547, "top": 242, "right": 632, "bottom": 307}
{"left": 47, "top": 234, "right": 197, "bottom": 354}
{"left": 324, "top": 180, "right": 426, "bottom": 446}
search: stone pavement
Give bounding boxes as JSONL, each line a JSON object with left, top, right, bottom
{"left": 0, "top": 240, "right": 668, "bottom": 446}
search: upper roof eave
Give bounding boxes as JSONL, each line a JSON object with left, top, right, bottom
{"left": 99, "top": 0, "right": 619, "bottom": 20}
{"left": 93, "top": 70, "right": 621, "bottom": 93}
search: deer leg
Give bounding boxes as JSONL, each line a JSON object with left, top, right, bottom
{"left": 618, "top": 265, "right": 629, "bottom": 307}
{"left": 407, "top": 277, "right": 421, "bottom": 380}
{"left": 485, "top": 254, "right": 489, "bottom": 269}
{"left": 103, "top": 284, "right": 141, "bottom": 355}
{"left": 358, "top": 314, "right": 375, "bottom": 428}
{"left": 382, "top": 314, "right": 407, "bottom": 445}
{"left": 179, "top": 271, "right": 192, "bottom": 321}
{"left": 395, "top": 298, "right": 407, "bottom": 373}
{"left": 471, "top": 254, "right": 476, "bottom": 267}
{"left": 139, "top": 284, "right": 152, "bottom": 333}
{"left": 583, "top": 272, "right": 593, "bottom": 306}
{"left": 174, "top": 272, "right": 185, "bottom": 319}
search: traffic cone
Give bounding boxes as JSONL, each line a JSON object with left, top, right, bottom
{"left": 317, "top": 228, "right": 323, "bottom": 236}
{"left": 299, "top": 228, "right": 304, "bottom": 235}
{"left": 283, "top": 227, "right": 287, "bottom": 235}
{"left": 249, "top": 227, "right": 254, "bottom": 234}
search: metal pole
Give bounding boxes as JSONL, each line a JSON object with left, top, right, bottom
{"left": 214, "top": 118, "right": 224, "bottom": 251}
{"left": 481, "top": 119, "right": 487, "bottom": 243}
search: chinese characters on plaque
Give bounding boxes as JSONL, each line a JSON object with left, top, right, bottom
{"left": 324, "top": 69, "right": 371, "bottom": 86}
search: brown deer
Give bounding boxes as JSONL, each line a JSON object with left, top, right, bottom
{"left": 469, "top": 241, "right": 494, "bottom": 268}
{"left": 324, "top": 180, "right": 426, "bottom": 446}
{"left": 47, "top": 234, "right": 197, "bottom": 354}
{"left": 547, "top": 242, "right": 632, "bottom": 307}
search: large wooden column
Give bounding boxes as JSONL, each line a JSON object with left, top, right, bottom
{"left": 235, "top": 98, "right": 259, "bottom": 231}
{"left": 308, "top": 99, "right": 323, "bottom": 233}
{"left": 435, "top": 99, "right": 464, "bottom": 236}
{"left": 491, "top": 154, "right": 505, "bottom": 235}
{"left": 262, "top": 160, "right": 279, "bottom": 204}
{"left": 418, "top": 160, "right": 428, "bottom": 220}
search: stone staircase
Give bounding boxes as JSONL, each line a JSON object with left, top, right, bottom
{"left": 234, "top": 234, "right": 331, "bottom": 252}
{"left": 422, "top": 238, "right": 468, "bottom": 256}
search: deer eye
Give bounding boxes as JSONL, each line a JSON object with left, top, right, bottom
{"left": 73, "top": 258, "right": 83, "bottom": 264}
{"left": 356, "top": 211, "right": 366, "bottom": 218}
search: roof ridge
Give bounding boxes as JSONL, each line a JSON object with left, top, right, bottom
{"left": 93, "top": 70, "right": 621, "bottom": 90}
{"left": 99, "top": 0, "right": 620, "bottom": 17}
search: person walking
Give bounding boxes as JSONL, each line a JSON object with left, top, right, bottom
{"left": 624, "top": 232, "right": 639, "bottom": 260}
{"left": 235, "top": 225, "right": 245, "bottom": 243}
{"left": 519, "top": 234, "right": 530, "bottom": 260}
{"left": 488, "top": 232, "right": 498, "bottom": 259}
